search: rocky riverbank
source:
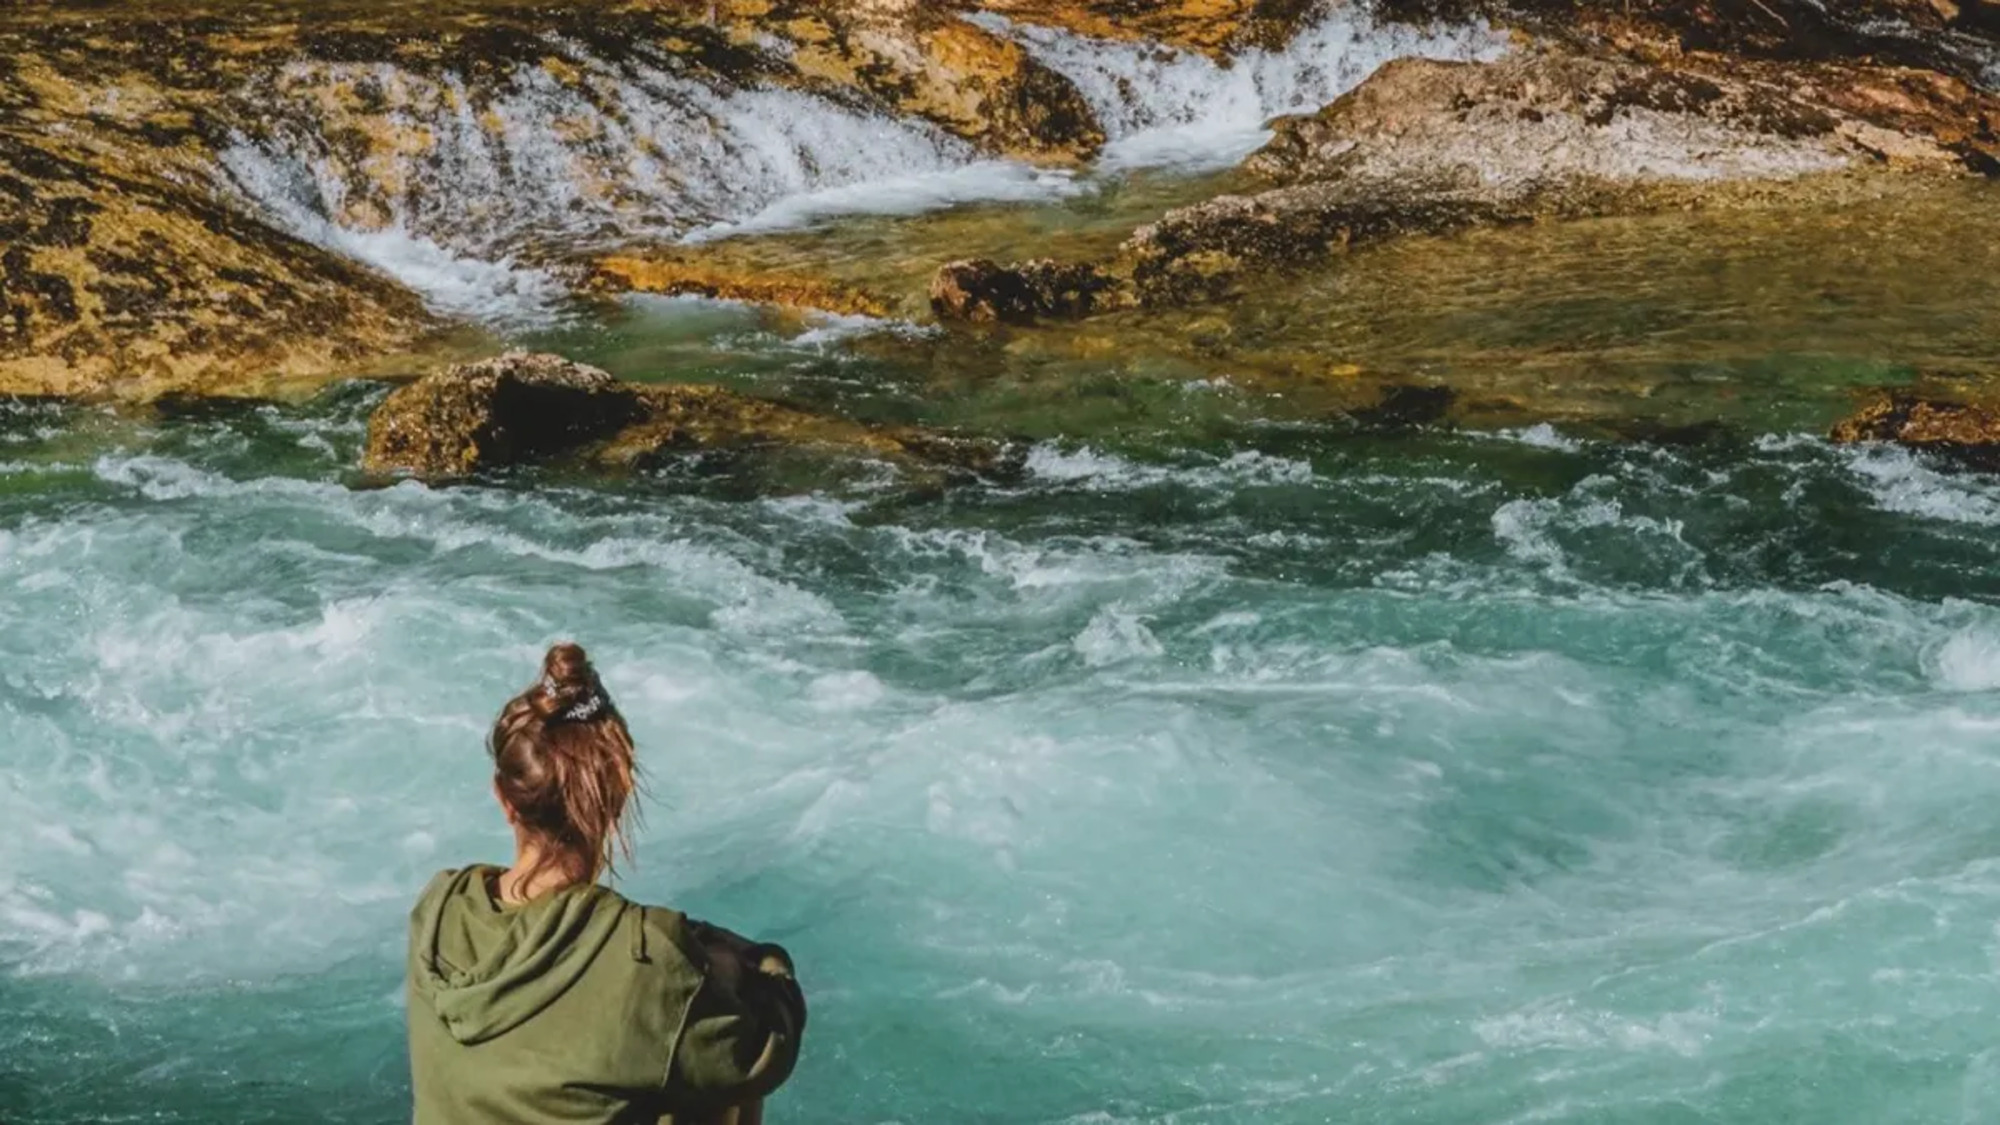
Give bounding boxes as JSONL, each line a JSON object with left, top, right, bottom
{"left": 6, "top": 0, "right": 2000, "bottom": 471}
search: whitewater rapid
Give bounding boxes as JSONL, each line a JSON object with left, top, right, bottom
{"left": 6, "top": 394, "right": 2000, "bottom": 1121}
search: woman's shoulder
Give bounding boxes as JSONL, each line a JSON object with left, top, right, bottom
{"left": 608, "top": 891, "right": 714, "bottom": 976}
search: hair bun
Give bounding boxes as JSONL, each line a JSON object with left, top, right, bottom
{"left": 536, "top": 642, "right": 605, "bottom": 720}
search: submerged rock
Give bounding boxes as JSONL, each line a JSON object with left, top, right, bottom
{"left": 587, "top": 254, "right": 891, "bottom": 319}
{"left": 934, "top": 46, "right": 2000, "bottom": 319}
{"left": 930, "top": 258, "right": 1127, "bottom": 323}
{"left": 1831, "top": 391, "right": 2000, "bottom": 468}
{"left": 363, "top": 350, "right": 1018, "bottom": 482}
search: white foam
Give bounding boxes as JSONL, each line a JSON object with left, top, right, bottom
{"left": 218, "top": 139, "right": 567, "bottom": 325}
{"left": 1929, "top": 627, "right": 2000, "bottom": 692}
{"left": 1506, "top": 424, "right": 1585, "bottom": 452}
{"left": 981, "top": 5, "right": 1507, "bottom": 172}
{"left": 1073, "top": 607, "right": 1167, "bottom": 667}
{"left": 1845, "top": 444, "right": 2000, "bottom": 526}
{"left": 1023, "top": 443, "right": 1316, "bottom": 490}
{"left": 688, "top": 159, "right": 1085, "bottom": 241}
{"left": 219, "top": 54, "right": 983, "bottom": 323}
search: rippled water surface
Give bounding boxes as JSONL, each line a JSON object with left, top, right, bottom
{"left": 6, "top": 375, "right": 2000, "bottom": 1122}
{"left": 11, "top": 1, "right": 2000, "bottom": 1119}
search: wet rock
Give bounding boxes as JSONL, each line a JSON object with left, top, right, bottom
{"left": 363, "top": 352, "right": 645, "bottom": 476}
{"left": 965, "top": 0, "right": 1321, "bottom": 55}
{"left": 586, "top": 254, "right": 890, "bottom": 319}
{"left": 1351, "top": 383, "right": 1457, "bottom": 428}
{"left": 1246, "top": 52, "right": 2000, "bottom": 185}
{"left": 1831, "top": 390, "right": 2000, "bottom": 467}
{"left": 757, "top": 4, "right": 1105, "bottom": 163}
{"left": 930, "top": 258, "right": 1128, "bottom": 323}
{"left": 0, "top": 128, "right": 435, "bottom": 399}
{"left": 1377, "top": 0, "right": 2000, "bottom": 89}
{"left": 1123, "top": 185, "right": 1548, "bottom": 307}
{"left": 364, "top": 350, "right": 1019, "bottom": 482}
{"left": 602, "top": 386, "right": 1022, "bottom": 483}
{"left": 1, "top": 0, "right": 1115, "bottom": 397}
{"left": 935, "top": 46, "right": 2000, "bottom": 320}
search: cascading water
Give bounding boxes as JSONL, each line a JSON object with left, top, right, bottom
{"left": 979, "top": 7, "right": 1507, "bottom": 170}
{"left": 219, "top": 52, "right": 1007, "bottom": 321}
{"left": 216, "top": 2, "right": 1503, "bottom": 323}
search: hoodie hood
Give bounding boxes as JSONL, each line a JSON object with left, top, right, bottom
{"left": 408, "top": 865, "right": 630, "bottom": 1044}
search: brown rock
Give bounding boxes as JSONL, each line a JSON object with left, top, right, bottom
{"left": 1831, "top": 391, "right": 2000, "bottom": 467}
{"left": 1375, "top": 0, "right": 2000, "bottom": 87}
{"left": 363, "top": 352, "right": 645, "bottom": 476}
{"left": 771, "top": 7, "right": 1105, "bottom": 163}
{"left": 364, "top": 350, "right": 1021, "bottom": 483}
{"left": 965, "top": 0, "right": 1320, "bottom": 56}
{"left": 587, "top": 254, "right": 891, "bottom": 318}
{"left": 930, "top": 258, "right": 1128, "bottom": 323}
{"left": 936, "top": 46, "right": 2000, "bottom": 321}
{"left": 0, "top": 60, "right": 436, "bottom": 398}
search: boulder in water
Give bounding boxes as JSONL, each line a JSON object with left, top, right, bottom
{"left": 364, "top": 351, "right": 1022, "bottom": 483}
{"left": 1831, "top": 391, "right": 2000, "bottom": 468}
{"left": 363, "top": 352, "right": 646, "bottom": 477}
{"left": 930, "top": 258, "right": 1128, "bottom": 323}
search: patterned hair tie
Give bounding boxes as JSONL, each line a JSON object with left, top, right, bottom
{"left": 542, "top": 674, "right": 607, "bottom": 722}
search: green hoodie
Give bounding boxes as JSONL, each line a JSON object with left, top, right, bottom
{"left": 407, "top": 865, "right": 806, "bottom": 1125}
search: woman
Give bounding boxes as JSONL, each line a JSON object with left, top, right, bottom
{"left": 407, "top": 643, "right": 805, "bottom": 1125}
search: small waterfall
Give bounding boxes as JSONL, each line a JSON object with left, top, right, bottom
{"left": 218, "top": 44, "right": 1028, "bottom": 321}
{"left": 215, "top": 2, "right": 1503, "bottom": 324}
{"left": 981, "top": 3, "right": 1508, "bottom": 171}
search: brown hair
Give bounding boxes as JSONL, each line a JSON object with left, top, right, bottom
{"left": 491, "top": 643, "right": 638, "bottom": 888}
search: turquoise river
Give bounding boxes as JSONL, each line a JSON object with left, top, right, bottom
{"left": 9, "top": 7, "right": 2000, "bottom": 1123}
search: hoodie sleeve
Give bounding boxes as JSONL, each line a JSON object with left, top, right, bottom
{"left": 663, "top": 919, "right": 808, "bottom": 1111}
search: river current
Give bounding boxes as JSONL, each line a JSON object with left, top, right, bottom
{"left": 9, "top": 3, "right": 2000, "bottom": 1123}
{"left": 7, "top": 387, "right": 2000, "bottom": 1122}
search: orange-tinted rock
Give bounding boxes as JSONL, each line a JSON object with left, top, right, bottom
{"left": 965, "top": 0, "right": 1319, "bottom": 55}
{"left": 765, "top": 5, "right": 1105, "bottom": 163}
{"left": 0, "top": 126, "right": 435, "bottom": 399}
{"left": 587, "top": 255, "right": 890, "bottom": 318}
{"left": 1831, "top": 391, "right": 2000, "bottom": 467}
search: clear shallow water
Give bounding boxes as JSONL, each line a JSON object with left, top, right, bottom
{"left": 5, "top": 389, "right": 2000, "bottom": 1122}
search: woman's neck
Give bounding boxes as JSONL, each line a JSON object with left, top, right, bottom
{"left": 497, "top": 840, "right": 589, "bottom": 904}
